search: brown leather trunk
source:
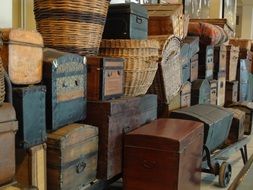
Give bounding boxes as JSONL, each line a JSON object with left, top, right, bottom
{"left": 0, "top": 103, "right": 18, "bottom": 186}
{"left": 210, "top": 80, "right": 218, "bottom": 105}
{"left": 225, "top": 108, "right": 245, "bottom": 145}
{"left": 16, "top": 144, "right": 47, "bottom": 190}
{"left": 217, "top": 71, "right": 226, "bottom": 106}
{"left": 225, "top": 80, "right": 239, "bottom": 106}
{"left": 190, "top": 54, "right": 199, "bottom": 82}
{"left": 214, "top": 45, "right": 227, "bottom": 78}
{"left": 47, "top": 124, "right": 98, "bottom": 190}
{"left": 0, "top": 29, "right": 43, "bottom": 85}
{"left": 84, "top": 95, "right": 157, "bottom": 180}
{"left": 226, "top": 45, "right": 239, "bottom": 82}
{"left": 87, "top": 56, "right": 124, "bottom": 101}
{"left": 123, "top": 119, "right": 204, "bottom": 190}
{"left": 180, "top": 81, "right": 191, "bottom": 108}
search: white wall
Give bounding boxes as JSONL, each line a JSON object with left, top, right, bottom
{"left": 0, "top": 0, "right": 12, "bottom": 28}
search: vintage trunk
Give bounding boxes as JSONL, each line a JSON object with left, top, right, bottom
{"left": 190, "top": 54, "right": 199, "bottom": 82}
{"left": 47, "top": 124, "right": 98, "bottom": 190}
{"left": 0, "top": 103, "right": 18, "bottom": 185}
{"left": 226, "top": 45, "right": 239, "bottom": 81}
{"left": 43, "top": 48, "right": 87, "bottom": 130}
{"left": 198, "top": 45, "right": 214, "bottom": 80}
{"left": 0, "top": 28, "right": 43, "bottom": 85}
{"left": 103, "top": 3, "right": 148, "bottom": 39}
{"left": 16, "top": 144, "right": 47, "bottom": 190}
{"left": 180, "top": 43, "right": 190, "bottom": 83}
{"left": 217, "top": 71, "right": 226, "bottom": 106}
{"left": 237, "top": 59, "right": 250, "bottom": 102}
{"left": 182, "top": 36, "right": 200, "bottom": 58}
{"left": 87, "top": 56, "right": 124, "bottom": 101}
{"left": 191, "top": 79, "right": 211, "bottom": 105}
{"left": 239, "top": 49, "right": 252, "bottom": 62}
{"left": 180, "top": 81, "right": 191, "bottom": 108}
{"left": 12, "top": 85, "right": 46, "bottom": 148}
{"left": 124, "top": 119, "right": 204, "bottom": 190}
{"left": 229, "top": 39, "right": 252, "bottom": 51}
{"left": 213, "top": 45, "right": 227, "bottom": 78}
{"left": 209, "top": 80, "right": 218, "bottom": 105}
{"left": 225, "top": 81, "right": 239, "bottom": 105}
{"left": 170, "top": 104, "right": 233, "bottom": 153}
{"left": 85, "top": 95, "right": 157, "bottom": 180}
{"left": 224, "top": 108, "right": 245, "bottom": 145}
{"left": 228, "top": 102, "right": 253, "bottom": 135}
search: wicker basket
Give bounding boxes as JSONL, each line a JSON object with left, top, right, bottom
{"left": 0, "top": 57, "right": 5, "bottom": 105}
{"left": 34, "top": 0, "right": 109, "bottom": 56}
{"left": 99, "top": 39, "right": 159, "bottom": 96}
{"left": 148, "top": 35, "right": 181, "bottom": 103}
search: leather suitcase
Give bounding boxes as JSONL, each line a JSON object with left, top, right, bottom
{"left": 42, "top": 48, "right": 87, "bottom": 130}
{"left": 47, "top": 124, "right": 98, "bottom": 190}
{"left": 85, "top": 95, "right": 157, "bottom": 180}
{"left": 182, "top": 36, "right": 200, "bottom": 58}
{"left": 180, "top": 43, "right": 190, "bottom": 83}
{"left": 198, "top": 45, "right": 214, "bottom": 80}
{"left": 16, "top": 144, "right": 47, "bottom": 190}
{"left": 0, "top": 103, "right": 18, "bottom": 185}
{"left": 209, "top": 80, "right": 218, "bottom": 105}
{"left": 124, "top": 119, "right": 204, "bottom": 190}
{"left": 217, "top": 71, "right": 226, "bottom": 106}
{"left": 224, "top": 108, "right": 245, "bottom": 145}
{"left": 87, "top": 56, "right": 124, "bottom": 101}
{"left": 238, "top": 59, "right": 250, "bottom": 102}
{"left": 0, "top": 29, "right": 43, "bottom": 85}
{"left": 170, "top": 104, "right": 233, "bottom": 153}
{"left": 214, "top": 45, "right": 227, "bottom": 77}
{"left": 103, "top": 3, "right": 148, "bottom": 39}
{"left": 180, "top": 81, "right": 191, "bottom": 108}
{"left": 225, "top": 80, "right": 239, "bottom": 105}
{"left": 228, "top": 102, "right": 253, "bottom": 135}
{"left": 12, "top": 86, "right": 46, "bottom": 149}
{"left": 226, "top": 45, "right": 239, "bottom": 82}
{"left": 191, "top": 79, "right": 211, "bottom": 105}
{"left": 190, "top": 54, "right": 198, "bottom": 82}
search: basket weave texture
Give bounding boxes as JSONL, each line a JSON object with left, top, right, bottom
{"left": 100, "top": 39, "right": 159, "bottom": 97}
{"left": 0, "top": 57, "right": 5, "bottom": 105}
{"left": 34, "top": 0, "right": 109, "bottom": 56}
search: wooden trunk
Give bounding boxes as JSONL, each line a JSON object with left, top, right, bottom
{"left": 170, "top": 104, "right": 233, "bottom": 153}
{"left": 190, "top": 54, "right": 198, "bottom": 82}
{"left": 226, "top": 45, "right": 239, "bottom": 81}
{"left": 198, "top": 45, "right": 214, "bottom": 80}
{"left": 225, "top": 81, "right": 239, "bottom": 105}
{"left": 180, "top": 81, "right": 191, "bottom": 108}
{"left": 43, "top": 48, "right": 87, "bottom": 131}
{"left": 209, "top": 80, "right": 218, "bottom": 105}
{"left": 0, "top": 103, "right": 18, "bottom": 185}
{"left": 214, "top": 45, "right": 227, "bottom": 78}
{"left": 87, "top": 56, "right": 124, "bottom": 101}
{"left": 182, "top": 36, "right": 199, "bottom": 58}
{"left": 12, "top": 85, "right": 46, "bottom": 149}
{"left": 225, "top": 108, "right": 245, "bottom": 145}
{"left": 228, "top": 102, "right": 253, "bottom": 135}
{"left": 180, "top": 43, "right": 190, "bottom": 83}
{"left": 217, "top": 71, "right": 226, "bottom": 106}
{"left": 103, "top": 3, "right": 148, "bottom": 39}
{"left": 124, "top": 119, "right": 204, "bottom": 190}
{"left": 237, "top": 59, "right": 250, "bottom": 102}
{"left": 47, "top": 124, "right": 98, "bottom": 190}
{"left": 85, "top": 95, "right": 157, "bottom": 180}
{"left": 191, "top": 79, "right": 211, "bottom": 105}
{"left": 16, "top": 144, "right": 47, "bottom": 190}
{"left": 0, "top": 29, "right": 43, "bottom": 85}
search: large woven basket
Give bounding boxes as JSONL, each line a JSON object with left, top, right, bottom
{"left": 100, "top": 39, "right": 159, "bottom": 96}
{"left": 34, "top": 0, "right": 109, "bottom": 56}
{"left": 148, "top": 35, "right": 181, "bottom": 103}
{"left": 0, "top": 57, "right": 5, "bottom": 105}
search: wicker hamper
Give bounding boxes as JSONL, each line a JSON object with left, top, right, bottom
{"left": 34, "top": 0, "right": 109, "bottom": 56}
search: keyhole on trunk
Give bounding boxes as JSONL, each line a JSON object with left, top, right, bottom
{"left": 75, "top": 80, "right": 79, "bottom": 86}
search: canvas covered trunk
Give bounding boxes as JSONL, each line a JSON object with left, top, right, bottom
{"left": 210, "top": 80, "right": 218, "bottom": 105}
{"left": 237, "top": 59, "right": 250, "bottom": 102}
{"left": 226, "top": 45, "right": 239, "bottom": 81}
{"left": 191, "top": 79, "right": 211, "bottom": 105}
{"left": 43, "top": 48, "right": 87, "bottom": 130}
{"left": 180, "top": 43, "right": 190, "bottom": 83}
{"left": 85, "top": 95, "right": 157, "bottom": 180}
{"left": 217, "top": 71, "right": 226, "bottom": 106}
{"left": 47, "top": 124, "right": 98, "bottom": 190}
{"left": 214, "top": 45, "right": 227, "bottom": 78}
{"left": 198, "top": 45, "right": 214, "bottom": 80}
{"left": 190, "top": 54, "right": 199, "bottom": 82}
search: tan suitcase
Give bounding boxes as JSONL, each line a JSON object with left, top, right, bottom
{"left": 0, "top": 28, "right": 43, "bottom": 85}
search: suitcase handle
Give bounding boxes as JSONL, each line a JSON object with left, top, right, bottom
{"left": 136, "top": 16, "right": 143, "bottom": 24}
{"left": 76, "top": 160, "right": 86, "bottom": 174}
